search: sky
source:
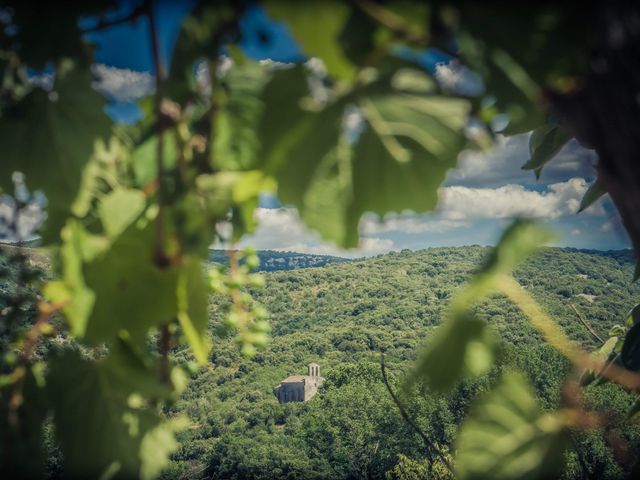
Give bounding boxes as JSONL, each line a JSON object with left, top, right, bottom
{"left": 19, "top": 0, "right": 628, "bottom": 257}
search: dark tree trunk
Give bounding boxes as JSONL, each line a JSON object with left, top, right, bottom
{"left": 551, "top": 1, "right": 640, "bottom": 260}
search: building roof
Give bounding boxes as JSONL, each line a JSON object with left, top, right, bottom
{"left": 280, "top": 375, "right": 309, "bottom": 383}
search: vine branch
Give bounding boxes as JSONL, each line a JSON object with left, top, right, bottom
{"left": 570, "top": 303, "right": 604, "bottom": 344}
{"left": 379, "top": 350, "right": 453, "bottom": 474}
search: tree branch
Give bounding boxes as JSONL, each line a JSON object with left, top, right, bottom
{"left": 379, "top": 350, "right": 453, "bottom": 474}
{"left": 570, "top": 303, "right": 604, "bottom": 344}
{"left": 80, "top": 4, "right": 147, "bottom": 34}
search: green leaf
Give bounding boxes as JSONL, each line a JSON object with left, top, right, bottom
{"left": 578, "top": 178, "right": 606, "bottom": 213}
{"left": 414, "top": 314, "right": 497, "bottom": 393}
{"left": 265, "top": 0, "right": 356, "bottom": 81}
{"left": 477, "top": 220, "right": 555, "bottom": 282}
{"left": 0, "top": 62, "right": 111, "bottom": 241}
{"left": 256, "top": 66, "right": 469, "bottom": 248}
{"left": 44, "top": 220, "right": 105, "bottom": 337}
{"left": 176, "top": 257, "right": 211, "bottom": 364}
{"left": 131, "top": 135, "right": 178, "bottom": 188}
{"left": 625, "top": 303, "right": 640, "bottom": 328}
{"left": 82, "top": 220, "right": 180, "bottom": 345}
{"left": 621, "top": 323, "right": 640, "bottom": 371}
{"left": 629, "top": 396, "right": 640, "bottom": 419}
{"left": 99, "top": 188, "right": 146, "bottom": 241}
{"left": 166, "top": 4, "right": 236, "bottom": 104}
{"left": 414, "top": 220, "right": 552, "bottom": 391}
{"left": 579, "top": 336, "right": 618, "bottom": 386}
{"left": 47, "top": 350, "right": 183, "bottom": 479}
{"left": 0, "top": 368, "right": 48, "bottom": 478}
{"left": 456, "top": 372, "right": 568, "bottom": 480}
{"left": 522, "top": 124, "right": 573, "bottom": 176}
{"left": 212, "top": 63, "right": 269, "bottom": 171}
{"left": 455, "top": 4, "right": 589, "bottom": 134}
{"left": 103, "top": 332, "right": 173, "bottom": 400}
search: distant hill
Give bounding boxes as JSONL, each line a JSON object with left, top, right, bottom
{"left": 169, "top": 246, "right": 640, "bottom": 480}
{"left": 207, "top": 249, "right": 350, "bottom": 271}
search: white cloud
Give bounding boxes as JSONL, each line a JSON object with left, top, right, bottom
{"left": 91, "top": 64, "right": 154, "bottom": 102}
{"left": 222, "top": 207, "right": 397, "bottom": 257}
{"left": 437, "top": 177, "right": 604, "bottom": 220}
{"left": 448, "top": 135, "right": 598, "bottom": 188}
{"left": 361, "top": 214, "right": 469, "bottom": 235}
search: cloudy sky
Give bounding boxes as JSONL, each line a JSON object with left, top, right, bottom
{"left": 76, "top": 2, "right": 630, "bottom": 257}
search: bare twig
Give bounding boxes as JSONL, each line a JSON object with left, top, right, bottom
{"left": 146, "top": 0, "right": 173, "bottom": 382}
{"left": 570, "top": 303, "right": 604, "bottom": 344}
{"left": 379, "top": 350, "right": 453, "bottom": 474}
{"left": 8, "top": 300, "right": 64, "bottom": 427}
{"left": 80, "top": 4, "right": 146, "bottom": 34}
{"left": 147, "top": 0, "right": 169, "bottom": 269}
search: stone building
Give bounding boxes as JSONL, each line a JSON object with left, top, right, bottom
{"left": 274, "top": 362, "right": 324, "bottom": 403}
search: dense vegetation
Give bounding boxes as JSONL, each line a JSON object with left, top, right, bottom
{"left": 208, "top": 250, "right": 349, "bottom": 272}
{"left": 2, "top": 1, "right": 640, "bottom": 478}
{"left": 164, "top": 247, "right": 640, "bottom": 479}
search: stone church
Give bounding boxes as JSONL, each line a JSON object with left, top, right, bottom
{"left": 274, "top": 362, "right": 324, "bottom": 403}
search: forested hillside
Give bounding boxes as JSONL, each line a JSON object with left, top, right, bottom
{"left": 208, "top": 249, "right": 349, "bottom": 272}
{"left": 165, "top": 247, "right": 640, "bottom": 480}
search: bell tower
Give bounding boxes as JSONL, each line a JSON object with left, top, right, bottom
{"left": 308, "top": 362, "right": 320, "bottom": 377}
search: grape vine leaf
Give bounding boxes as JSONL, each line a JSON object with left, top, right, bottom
{"left": 176, "top": 257, "right": 211, "bottom": 365}
{"left": 522, "top": 124, "right": 573, "bottom": 177}
{"left": 82, "top": 221, "right": 180, "bottom": 345}
{"left": 0, "top": 61, "right": 111, "bottom": 242}
{"left": 0, "top": 368, "right": 48, "bottom": 478}
{"left": 256, "top": 66, "right": 469, "bottom": 248}
{"left": 455, "top": 371, "right": 568, "bottom": 480}
{"left": 265, "top": 0, "right": 355, "bottom": 81}
{"left": 414, "top": 220, "right": 553, "bottom": 392}
{"left": 99, "top": 188, "right": 147, "bottom": 241}
{"left": 47, "top": 350, "right": 183, "bottom": 479}
{"left": 414, "top": 314, "right": 497, "bottom": 393}
{"left": 578, "top": 178, "right": 606, "bottom": 213}
{"left": 213, "top": 63, "right": 268, "bottom": 171}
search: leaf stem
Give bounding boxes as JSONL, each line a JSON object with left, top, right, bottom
{"left": 352, "top": 0, "right": 427, "bottom": 46}
{"left": 499, "top": 275, "right": 640, "bottom": 390}
{"left": 147, "top": 0, "right": 169, "bottom": 269}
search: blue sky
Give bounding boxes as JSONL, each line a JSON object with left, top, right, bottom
{"left": 78, "top": 0, "right": 630, "bottom": 257}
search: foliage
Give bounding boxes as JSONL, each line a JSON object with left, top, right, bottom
{"left": 0, "top": 0, "right": 639, "bottom": 479}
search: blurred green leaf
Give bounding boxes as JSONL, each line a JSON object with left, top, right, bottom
{"left": 414, "top": 220, "right": 552, "bottom": 391}
{"left": 44, "top": 220, "right": 106, "bottom": 337}
{"left": 131, "top": 135, "right": 177, "bottom": 188}
{"left": 477, "top": 220, "right": 555, "bottom": 282}
{"left": 48, "top": 350, "right": 183, "bottom": 479}
{"left": 176, "top": 257, "right": 211, "bottom": 364}
{"left": 213, "top": 63, "right": 268, "bottom": 171}
{"left": 0, "top": 368, "right": 48, "bottom": 478}
{"left": 523, "top": 124, "right": 572, "bottom": 176}
{"left": 82, "top": 221, "right": 180, "bottom": 345}
{"left": 256, "top": 65, "right": 469, "bottom": 247}
{"left": 578, "top": 178, "right": 606, "bottom": 213}
{"left": 621, "top": 323, "right": 640, "bottom": 371}
{"left": 456, "top": 371, "right": 568, "bottom": 480}
{"left": 580, "top": 336, "right": 618, "bottom": 386}
{"left": 265, "top": 0, "right": 355, "bottom": 81}
{"left": 99, "top": 188, "right": 146, "bottom": 241}
{"left": 414, "top": 314, "right": 497, "bottom": 393}
{"left": 0, "top": 62, "right": 111, "bottom": 241}
{"left": 166, "top": 2, "right": 236, "bottom": 104}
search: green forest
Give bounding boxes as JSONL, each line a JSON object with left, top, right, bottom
{"left": 157, "top": 247, "right": 639, "bottom": 479}
{"left": 2, "top": 1, "right": 640, "bottom": 479}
